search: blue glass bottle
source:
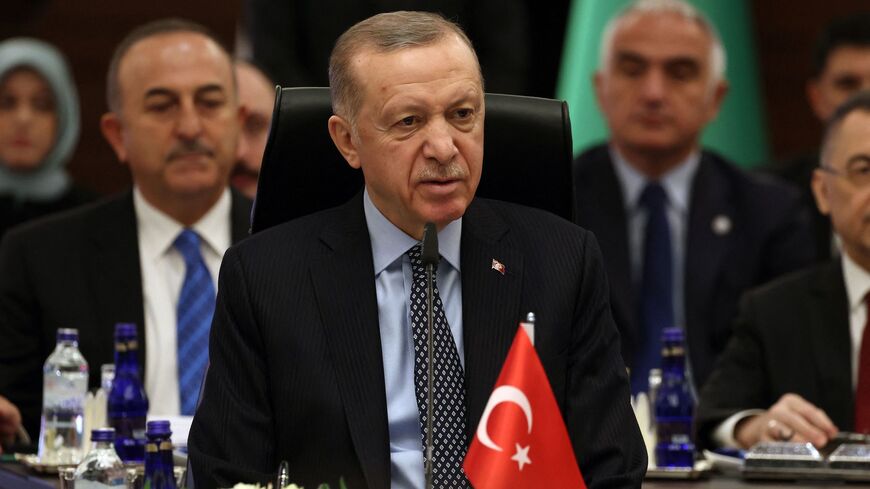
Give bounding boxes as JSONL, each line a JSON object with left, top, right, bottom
{"left": 654, "top": 327, "right": 696, "bottom": 468}
{"left": 108, "top": 322, "right": 149, "bottom": 463}
{"left": 144, "top": 420, "right": 176, "bottom": 489}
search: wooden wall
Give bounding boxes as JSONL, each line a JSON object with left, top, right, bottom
{"left": 1, "top": 0, "right": 241, "bottom": 194}
{"left": 2, "top": 1, "right": 869, "bottom": 194}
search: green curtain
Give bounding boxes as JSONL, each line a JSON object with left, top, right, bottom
{"left": 555, "top": 0, "right": 769, "bottom": 167}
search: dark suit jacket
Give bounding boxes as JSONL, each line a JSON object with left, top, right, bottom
{"left": 573, "top": 144, "right": 815, "bottom": 390}
{"left": 188, "top": 194, "right": 647, "bottom": 489}
{"left": 696, "top": 260, "right": 854, "bottom": 448}
{"left": 0, "top": 189, "right": 251, "bottom": 440}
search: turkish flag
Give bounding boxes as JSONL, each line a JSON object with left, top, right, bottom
{"left": 463, "top": 325, "right": 587, "bottom": 488}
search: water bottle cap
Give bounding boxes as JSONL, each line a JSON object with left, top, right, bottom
{"left": 91, "top": 428, "right": 115, "bottom": 442}
{"left": 661, "top": 327, "right": 684, "bottom": 342}
{"left": 56, "top": 328, "right": 79, "bottom": 342}
{"left": 146, "top": 420, "right": 172, "bottom": 436}
{"left": 114, "top": 322, "right": 137, "bottom": 339}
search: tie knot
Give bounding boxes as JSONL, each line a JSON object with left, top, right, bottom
{"left": 174, "top": 228, "right": 202, "bottom": 263}
{"left": 639, "top": 182, "right": 668, "bottom": 210}
{"left": 407, "top": 243, "right": 438, "bottom": 277}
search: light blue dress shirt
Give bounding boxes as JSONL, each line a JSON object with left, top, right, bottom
{"left": 363, "top": 190, "right": 465, "bottom": 489}
{"left": 610, "top": 147, "right": 700, "bottom": 330}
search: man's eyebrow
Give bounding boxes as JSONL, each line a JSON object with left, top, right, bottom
{"left": 195, "top": 84, "right": 228, "bottom": 97}
{"left": 615, "top": 51, "right": 646, "bottom": 63}
{"left": 143, "top": 88, "right": 177, "bottom": 100}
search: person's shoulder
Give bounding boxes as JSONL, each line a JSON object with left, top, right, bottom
{"left": 701, "top": 150, "right": 802, "bottom": 211}
{"left": 743, "top": 260, "right": 835, "bottom": 305}
{"left": 572, "top": 143, "right": 611, "bottom": 176}
{"left": 2, "top": 192, "right": 130, "bottom": 247}
{"left": 470, "top": 198, "right": 592, "bottom": 248}
{"left": 231, "top": 202, "right": 355, "bottom": 258}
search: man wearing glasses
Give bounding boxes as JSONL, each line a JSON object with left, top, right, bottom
{"left": 698, "top": 91, "right": 870, "bottom": 449}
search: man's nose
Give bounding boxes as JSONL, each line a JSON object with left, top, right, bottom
{"left": 13, "top": 104, "right": 35, "bottom": 124}
{"left": 640, "top": 69, "right": 666, "bottom": 102}
{"left": 176, "top": 102, "right": 204, "bottom": 139}
{"left": 421, "top": 118, "right": 459, "bottom": 164}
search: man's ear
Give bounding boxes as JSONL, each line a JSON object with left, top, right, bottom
{"left": 806, "top": 79, "right": 828, "bottom": 122}
{"left": 100, "top": 112, "right": 127, "bottom": 163}
{"left": 328, "top": 115, "right": 361, "bottom": 169}
{"left": 704, "top": 79, "right": 730, "bottom": 123}
{"left": 236, "top": 104, "right": 249, "bottom": 161}
{"left": 812, "top": 168, "right": 832, "bottom": 216}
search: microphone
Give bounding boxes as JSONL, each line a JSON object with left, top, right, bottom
{"left": 421, "top": 222, "right": 438, "bottom": 489}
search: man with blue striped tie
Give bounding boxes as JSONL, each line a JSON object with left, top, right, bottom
{"left": 0, "top": 18, "right": 253, "bottom": 443}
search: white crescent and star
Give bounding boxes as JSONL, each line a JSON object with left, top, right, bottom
{"left": 476, "top": 385, "right": 534, "bottom": 470}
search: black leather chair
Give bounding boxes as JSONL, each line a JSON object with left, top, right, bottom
{"left": 251, "top": 87, "right": 573, "bottom": 234}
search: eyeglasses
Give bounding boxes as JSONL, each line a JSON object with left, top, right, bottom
{"left": 819, "top": 159, "right": 870, "bottom": 187}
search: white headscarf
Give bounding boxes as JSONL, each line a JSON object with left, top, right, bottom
{"left": 0, "top": 38, "right": 80, "bottom": 201}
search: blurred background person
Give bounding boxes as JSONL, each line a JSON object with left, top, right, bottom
{"left": 573, "top": 0, "right": 815, "bottom": 395}
{"left": 231, "top": 60, "right": 274, "bottom": 200}
{"left": 0, "top": 18, "right": 252, "bottom": 443}
{"left": 0, "top": 38, "right": 94, "bottom": 241}
{"left": 768, "top": 13, "right": 870, "bottom": 262}
{"left": 698, "top": 91, "right": 870, "bottom": 449}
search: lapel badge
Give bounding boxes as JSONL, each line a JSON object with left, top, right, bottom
{"left": 491, "top": 259, "right": 506, "bottom": 275}
{"left": 712, "top": 214, "right": 732, "bottom": 236}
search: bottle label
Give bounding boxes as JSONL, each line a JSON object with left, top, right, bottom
{"left": 74, "top": 479, "right": 125, "bottom": 489}
{"left": 159, "top": 441, "right": 172, "bottom": 451}
{"left": 661, "top": 345, "right": 685, "bottom": 357}
{"left": 114, "top": 340, "right": 138, "bottom": 352}
{"left": 43, "top": 371, "right": 88, "bottom": 409}
{"left": 146, "top": 442, "right": 158, "bottom": 453}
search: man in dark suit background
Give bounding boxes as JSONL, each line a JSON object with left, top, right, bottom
{"left": 573, "top": 0, "right": 814, "bottom": 394}
{"left": 697, "top": 92, "right": 870, "bottom": 449}
{"left": 0, "top": 19, "right": 251, "bottom": 445}
{"left": 189, "top": 11, "right": 645, "bottom": 489}
{"left": 768, "top": 13, "right": 870, "bottom": 262}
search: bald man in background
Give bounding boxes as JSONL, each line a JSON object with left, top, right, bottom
{"left": 232, "top": 60, "right": 275, "bottom": 199}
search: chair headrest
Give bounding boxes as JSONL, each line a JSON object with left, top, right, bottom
{"left": 251, "top": 87, "right": 573, "bottom": 233}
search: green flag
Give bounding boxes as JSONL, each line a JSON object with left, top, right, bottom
{"left": 555, "top": 0, "right": 769, "bottom": 167}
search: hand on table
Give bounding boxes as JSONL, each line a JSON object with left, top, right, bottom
{"left": 735, "top": 393, "right": 838, "bottom": 449}
{"left": 0, "top": 395, "right": 22, "bottom": 454}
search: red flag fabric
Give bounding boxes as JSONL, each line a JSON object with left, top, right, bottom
{"left": 463, "top": 326, "right": 587, "bottom": 488}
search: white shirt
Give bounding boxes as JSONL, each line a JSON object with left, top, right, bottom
{"left": 133, "top": 187, "right": 231, "bottom": 415}
{"left": 713, "top": 253, "right": 869, "bottom": 447}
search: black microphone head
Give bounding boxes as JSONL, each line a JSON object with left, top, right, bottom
{"left": 421, "top": 222, "right": 440, "bottom": 266}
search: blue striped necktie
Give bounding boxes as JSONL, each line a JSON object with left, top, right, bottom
{"left": 633, "top": 182, "right": 675, "bottom": 394}
{"left": 173, "top": 229, "right": 215, "bottom": 415}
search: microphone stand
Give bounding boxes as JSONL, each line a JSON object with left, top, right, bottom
{"left": 421, "top": 223, "right": 439, "bottom": 489}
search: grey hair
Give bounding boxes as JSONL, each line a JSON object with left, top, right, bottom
{"left": 820, "top": 90, "right": 870, "bottom": 167}
{"left": 598, "top": 0, "right": 726, "bottom": 83}
{"left": 328, "top": 10, "right": 482, "bottom": 122}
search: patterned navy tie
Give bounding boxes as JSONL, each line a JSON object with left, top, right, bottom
{"left": 407, "top": 244, "right": 470, "bottom": 487}
{"left": 173, "top": 229, "right": 215, "bottom": 415}
{"left": 633, "top": 182, "right": 675, "bottom": 394}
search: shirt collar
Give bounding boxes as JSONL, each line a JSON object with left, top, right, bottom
{"left": 610, "top": 145, "right": 700, "bottom": 214}
{"left": 842, "top": 251, "right": 870, "bottom": 311}
{"left": 133, "top": 186, "right": 231, "bottom": 259}
{"left": 363, "top": 189, "right": 462, "bottom": 275}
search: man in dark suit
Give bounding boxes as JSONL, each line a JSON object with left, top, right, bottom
{"left": 0, "top": 19, "right": 251, "bottom": 446}
{"left": 768, "top": 13, "right": 870, "bottom": 262}
{"left": 189, "top": 11, "right": 645, "bottom": 489}
{"left": 697, "top": 91, "right": 870, "bottom": 449}
{"left": 573, "top": 0, "right": 814, "bottom": 394}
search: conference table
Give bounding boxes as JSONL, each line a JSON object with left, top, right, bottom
{"left": 0, "top": 461, "right": 861, "bottom": 489}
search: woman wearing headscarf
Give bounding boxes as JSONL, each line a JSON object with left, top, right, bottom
{"left": 0, "top": 38, "right": 94, "bottom": 240}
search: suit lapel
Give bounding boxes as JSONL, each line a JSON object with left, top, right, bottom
{"left": 685, "top": 155, "right": 733, "bottom": 336}
{"left": 308, "top": 195, "right": 390, "bottom": 489}
{"left": 809, "top": 260, "right": 854, "bottom": 429}
{"left": 85, "top": 192, "right": 146, "bottom": 366}
{"left": 460, "top": 199, "right": 525, "bottom": 440}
